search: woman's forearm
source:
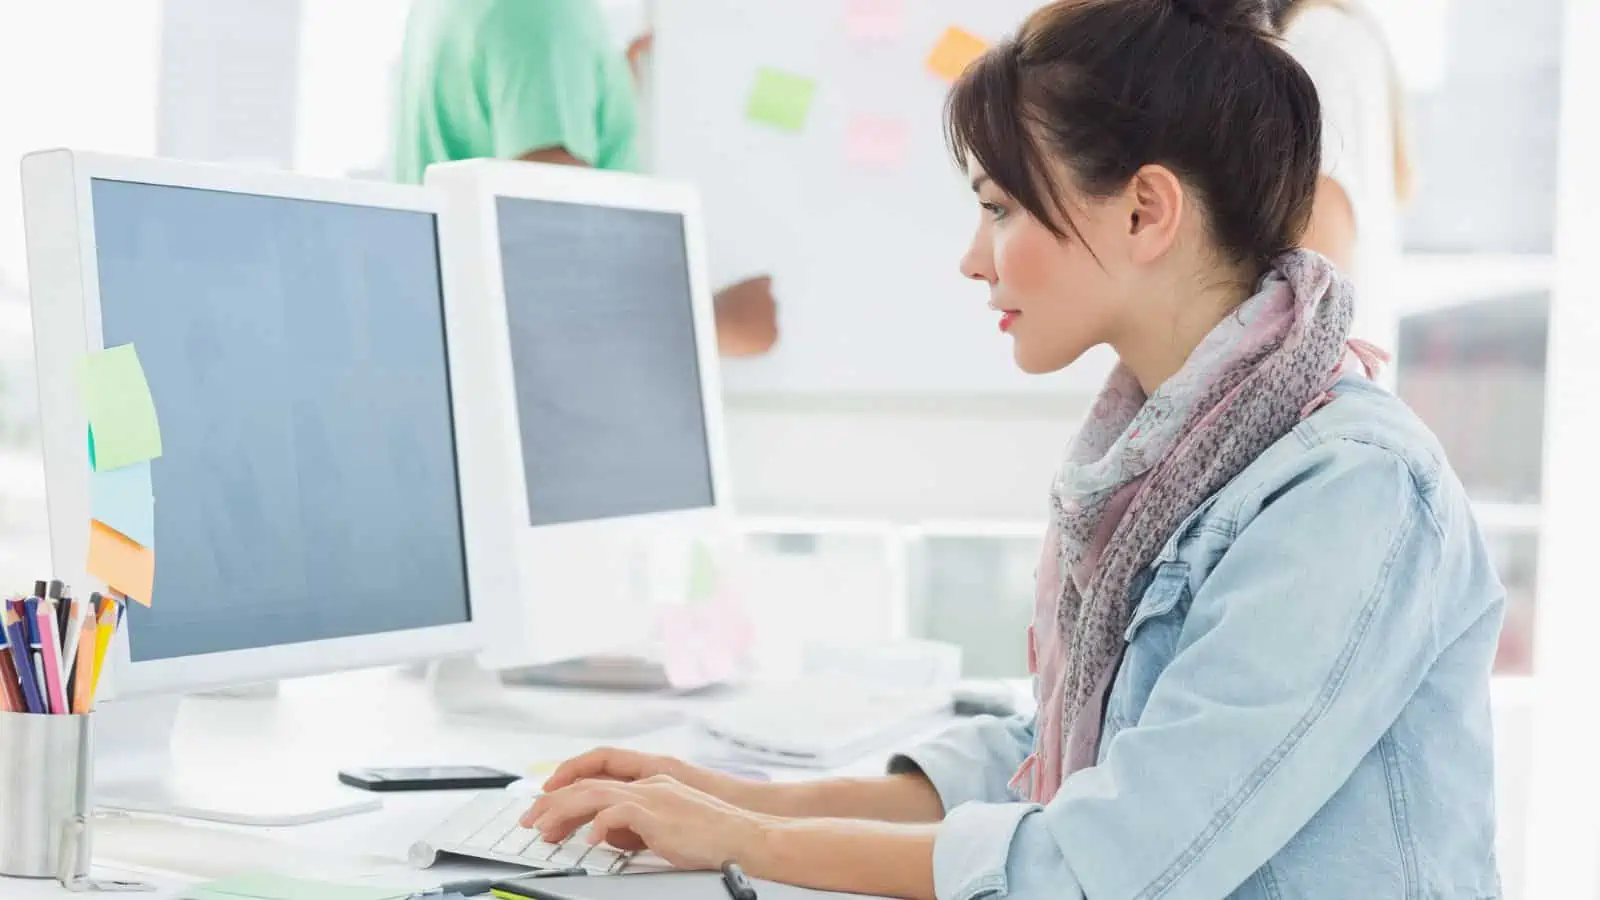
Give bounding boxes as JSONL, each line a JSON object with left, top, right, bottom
{"left": 742, "top": 816, "right": 940, "bottom": 900}
{"left": 734, "top": 773, "right": 945, "bottom": 823}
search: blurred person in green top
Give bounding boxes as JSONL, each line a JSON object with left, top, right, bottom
{"left": 393, "top": 0, "right": 778, "bottom": 356}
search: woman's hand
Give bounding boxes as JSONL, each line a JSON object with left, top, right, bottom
{"left": 541, "top": 747, "right": 776, "bottom": 813}
{"left": 521, "top": 774, "right": 768, "bottom": 871}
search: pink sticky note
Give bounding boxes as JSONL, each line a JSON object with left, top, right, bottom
{"left": 846, "top": 117, "right": 909, "bottom": 169}
{"left": 659, "top": 603, "right": 744, "bottom": 691}
{"left": 846, "top": 0, "right": 905, "bottom": 40}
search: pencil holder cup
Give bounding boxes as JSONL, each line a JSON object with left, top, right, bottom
{"left": 0, "top": 711, "right": 92, "bottom": 880}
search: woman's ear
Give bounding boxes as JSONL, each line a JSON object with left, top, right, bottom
{"left": 1125, "top": 164, "right": 1186, "bottom": 264}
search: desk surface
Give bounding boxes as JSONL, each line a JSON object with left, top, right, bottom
{"left": 7, "top": 670, "right": 958, "bottom": 900}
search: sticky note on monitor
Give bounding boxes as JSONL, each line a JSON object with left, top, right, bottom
{"left": 746, "top": 68, "right": 817, "bottom": 133}
{"left": 659, "top": 603, "right": 742, "bottom": 691}
{"left": 846, "top": 0, "right": 905, "bottom": 40}
{"left": 87, "top": 519, "right": 155, "bottom": 607}
{"left": 92, "top": 461, "right": 154, "bottom": 548}
{"left": 927, "top": 26, "right": 989, "bottom": 83}
{"left": 76, "top": 344, "right": 162, "bottom": 471}
{"left": 846, "top": 116, "right": 909, "bottom": 169}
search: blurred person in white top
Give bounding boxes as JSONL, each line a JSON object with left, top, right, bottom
{"left": 1276, "top": 0, "right": 1413, "bottom": 368}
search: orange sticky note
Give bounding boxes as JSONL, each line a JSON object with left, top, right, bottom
{"left": 927, "top": 26, "right": 989, "bottom": 83}
{"left": 87, "top": 519, "right": 154, "bottom": 606}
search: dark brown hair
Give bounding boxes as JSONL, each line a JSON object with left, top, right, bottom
{"left": 947, "top": 0, "right": 1323, "bottom": 275}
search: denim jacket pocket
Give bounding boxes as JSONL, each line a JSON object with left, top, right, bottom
{"left": 1104, "top": 562, "right": 1192, "bottom": 739}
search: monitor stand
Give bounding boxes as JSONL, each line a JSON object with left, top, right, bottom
{"left": 92, "top": 696, "right": 381, "bottom": 827}
{"left": 427, "top": 656, "right": 686, "bottom": 739}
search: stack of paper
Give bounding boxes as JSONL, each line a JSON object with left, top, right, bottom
{"left": 77, "top": 344, "right": 162, "bottom": 607}
{"left": 183, "top": 873, "right": 413, "bottom": 900}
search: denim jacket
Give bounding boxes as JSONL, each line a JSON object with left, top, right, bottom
{"left": 892, "top": 378, "right": 1505, "bottom": 899}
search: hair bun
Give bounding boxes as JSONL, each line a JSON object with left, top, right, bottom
{"left": 1169, "top": 0, "right": 1271, "bottom": 33}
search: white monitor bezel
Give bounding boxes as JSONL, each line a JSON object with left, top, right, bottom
{"left": 426, "top": 159, "right": 734, "bottom": 668}
{"left": 427, "top": 158, "right": 734, "bottom": 539}
{"left": 21, "top": 149, "right": 493, "bottom": 699}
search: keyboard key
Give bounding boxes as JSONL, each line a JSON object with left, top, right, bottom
{"left": 547, "top": 838, "right": 596, "bottom": 869}
{"left": 492, "top": 825, "right": 545, "bottom": 857}
{"left": 517, "top": 838, "right": 563, "bottom": 864}
{"left": 462, "top": 798, "right": 526, "bottom": 849}
{"left": 429, "top": 793, "right": 508, "bottom": 848}
{"left": 582, "top": 846, "right": 625, "bottom": 874}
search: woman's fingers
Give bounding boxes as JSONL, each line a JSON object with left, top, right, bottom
{"left": 543, "top": 747, "right": 658, "bottom": 792}
{"left": 522, "top": 781, "right": 629, "bottom": 836}
{"left": 587, "top": 801, "right": 656, "bottom": 853}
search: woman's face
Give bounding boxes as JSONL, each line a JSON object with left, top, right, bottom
{"left": 960, "top": 162, "right": 1129, "bottom": 375}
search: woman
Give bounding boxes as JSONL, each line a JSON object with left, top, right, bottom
{"left": 1278, "top": 0, "right": 1412, "bottom": 353}
{"left": 520, "top": 1, "right": 1505, "bottom": 897}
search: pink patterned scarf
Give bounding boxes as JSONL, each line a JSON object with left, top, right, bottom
{"left": 1010, "top": 250, "right": 1385, "bottom": 803}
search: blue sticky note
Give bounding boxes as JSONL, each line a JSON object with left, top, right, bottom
{"left": 91, "top": 461, "right": 154, "bottom": 548}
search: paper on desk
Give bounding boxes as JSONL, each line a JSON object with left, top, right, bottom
{"left": 926, "top": 26, "right": 989, "bottom": 83}
{"left": 76, "top": 343, "right": 163, "bottom": 471}
{"left": 183, "top": 873, "right": 410, "bottom": 900}
{"left": 746, "top": 68, "right": 816, "bottom": 133}
{"left": 92, "top": 460, "right": 155, "bottom": 547}
{"left": 88, "top": 518, "right": 155, "bottom": 605}
{"left": 845, "top": 0, "right": 904, "bottom": 39}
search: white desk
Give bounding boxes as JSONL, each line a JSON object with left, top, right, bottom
{"left": 5, "top": 670, "right": 954, "bottom": 899}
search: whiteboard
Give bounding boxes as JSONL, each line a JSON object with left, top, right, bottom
{"left": 652, "top": 0, "right": 1115, "bottom": 396}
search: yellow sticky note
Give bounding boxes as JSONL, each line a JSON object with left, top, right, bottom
{"left": 87, "top": 519, "right": 155, "bottom": 606}
{"left": 927, "top": 26, "right": 989, "bottom": 83}
{"left": 746, "top": 68, "right": 816, "bottom": 133}
{"left": 76, "top": 344, "right": 162, "bottom": 471}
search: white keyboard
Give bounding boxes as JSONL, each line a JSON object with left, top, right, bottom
{"left": 408, "top": 790, "right": 672, "bottom": 874}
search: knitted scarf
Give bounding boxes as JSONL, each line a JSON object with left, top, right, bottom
{"left": 1011, "top": 250, "right": 1384, "bottom": 802}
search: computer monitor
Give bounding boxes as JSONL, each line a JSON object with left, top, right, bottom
{"left": 427, "top": 160, "right": 733, "bottom": 674}
{"left": 21, "top": 150, "right": 508, "bottom": 823}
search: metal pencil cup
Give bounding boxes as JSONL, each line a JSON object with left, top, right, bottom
{"left": 0, "top": 711, "right": 92, "bottom": 880}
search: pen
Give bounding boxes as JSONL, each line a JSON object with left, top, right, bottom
{"left": 21, "top": 596, "right": 47, "bottom": 703}
{"left": 35, "top": 602, "right": 68, "bottom": 714}
{"left": 63, "top": 594, "right": 88, "bottom": 704}
{"left": 49, "top": 580, "right": 68, "bottom": 643}
{"left": 0, "top": 625, "right": 23, "bottom": 712}
{"left": 87, "top": 601, "right": 119, "bottom": 708}
{"left": 73, "top": 609, "right": 97, "bottom": 714}
{"left": 720, "top": 862, "right": 758, "bottom": 900}
{"left": 3, "top": 609, "right": 46, "bottom": 714}
{"left": 414, "top": 870, "right": 585, "bottom": 898}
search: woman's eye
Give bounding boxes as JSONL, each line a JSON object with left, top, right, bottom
{"left": 981, "top": 201, "right": 1008, "bottom": 220}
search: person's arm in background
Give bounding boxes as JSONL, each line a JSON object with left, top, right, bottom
{"left": 1302, "top": 176, "right": 1357, "bottom": 272}
{"left": 1282, "top": 5, "right": 1380, "bottom": 274}
{"left": 479, "top": 1, "right": 777, "bottom": 356}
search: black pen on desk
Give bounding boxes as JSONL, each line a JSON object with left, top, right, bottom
{"left": 721, "top": 862, "right": 758, "bottom": 900}
{"left": 49, "top": 580, "right": 68, "bottom": 641}
{"left": 414, "top": 869, "right": 586, "bottom": 897}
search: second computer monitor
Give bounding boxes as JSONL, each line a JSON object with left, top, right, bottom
{"left": 428, "top": 160, "right": 733, "bottom": 667}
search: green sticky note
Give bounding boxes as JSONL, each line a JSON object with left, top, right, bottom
{"left": 688, "top": 541, "right": 717, "bottom": 603}
{"left": 746, "top": 68, "right": 816, "bottom": 133}
{"left": 184, "top": 873, "right": 410, "bottom": 900}
{"left": 76, "top": 344, "right": 162, "bottom": 471}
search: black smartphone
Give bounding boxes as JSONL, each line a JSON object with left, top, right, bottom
{"left": 337, "top": 765, "right": 520, "bottom": 793}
